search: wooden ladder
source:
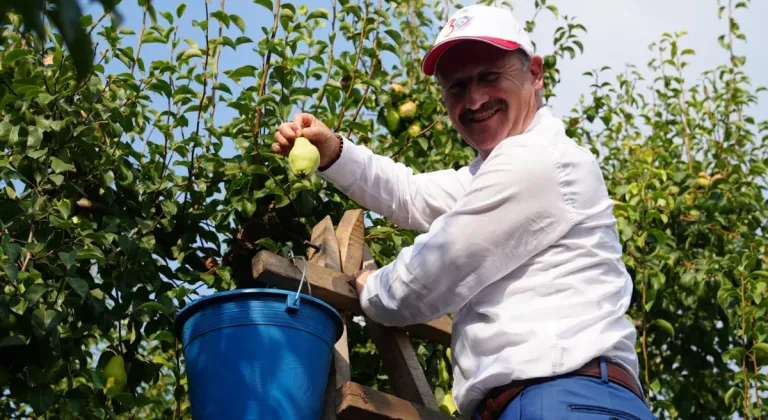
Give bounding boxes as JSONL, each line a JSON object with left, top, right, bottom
{"left": 241, "top": 209, "right": 457, "bottom": 419}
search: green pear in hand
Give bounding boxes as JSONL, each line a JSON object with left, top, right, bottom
{"left": 288, "top": 136, "right": 320, "bottom": 178}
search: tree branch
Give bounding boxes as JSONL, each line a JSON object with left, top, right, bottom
{"left": 334, "top": 0, "right": 370, "bottom": 133}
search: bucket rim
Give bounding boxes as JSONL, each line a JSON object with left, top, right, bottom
{"left": 173, "top": 288, "right": 344, "bottom": 341}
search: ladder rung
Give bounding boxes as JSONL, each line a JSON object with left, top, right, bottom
{"left": 337, "top": 381, "right": 457, "bottom": 420}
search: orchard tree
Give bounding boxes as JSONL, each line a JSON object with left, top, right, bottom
{"left": 0, "top": 0, "right": 766, "bottom": 419}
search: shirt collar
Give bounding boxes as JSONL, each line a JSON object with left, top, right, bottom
{"left": 468, "top": 106, "right": 553, "bottom": 175}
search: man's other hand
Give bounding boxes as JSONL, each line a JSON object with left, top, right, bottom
{"left": 353, "top": 269, "right": 375, "bottom": 297}
{"left": 272, "top": 113, "right": 341, "bottom": 168}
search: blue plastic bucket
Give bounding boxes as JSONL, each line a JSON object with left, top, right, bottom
{"left": 174, "top": 288, "right": 343, "bottom": 420}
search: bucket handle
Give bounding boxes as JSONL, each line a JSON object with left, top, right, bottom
{"left": 286, "top": 250, "right": 312, "bottom": 312}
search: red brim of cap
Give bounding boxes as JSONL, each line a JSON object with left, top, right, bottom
{"left": 421, "top": 36, "right": 522, "bottom": 76}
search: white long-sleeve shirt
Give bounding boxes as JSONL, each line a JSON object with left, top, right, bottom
{"left": 320, "top": 106, "right": 640, "bottom": 418}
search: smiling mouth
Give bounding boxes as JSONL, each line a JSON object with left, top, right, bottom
{"left": 468, "top": 108, "right": 500, "bottom": 123}
{"left": 461, "top": 100, "right": 507, "bottom": 125}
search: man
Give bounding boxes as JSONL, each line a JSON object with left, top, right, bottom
{"left": 272, "top": 5, "right": 655, "bottom": 419}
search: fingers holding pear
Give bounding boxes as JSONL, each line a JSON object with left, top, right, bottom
{"left": 272, "top": 132, "right": 289, "bottom": 155}
{"left": 273, "top": 113, "right": 340, "bottom": 168}
{"left": 272, "top": 122, "right": 300, "bottom": 156}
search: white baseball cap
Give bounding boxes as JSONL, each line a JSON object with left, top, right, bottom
{"left": 421, "top": 4, "right": 535, "bottom": 76}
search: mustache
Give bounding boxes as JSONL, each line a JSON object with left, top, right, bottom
{"left": 459, "top": 99, "right": 508, "bottom": 124}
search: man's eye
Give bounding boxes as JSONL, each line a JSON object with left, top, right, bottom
{"left": 448, "top": 82, "right": 465, "bottom": 93}
{"left": 482, "top": 72, "right": 500, "bottom": 81}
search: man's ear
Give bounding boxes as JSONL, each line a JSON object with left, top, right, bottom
{"left": 529, "top": 55, "right": 545, "bottom": 91}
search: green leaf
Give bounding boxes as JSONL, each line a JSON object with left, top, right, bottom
{"left": 180, "top": 48, "right": 203, "bottom": 60}
{"left": 49, "top": 174, "right": 64, "bottom": 185}
{"left": 160, "top": 11, "right": 174, "bottom": 24}
{"left": 10, "top": 296, "right": 27, "bottom": 314}
{"left": 228, "top": 65, "right": 257, "bottom": 80}
{"left": 57, "top": 199, "right": 72, "bottom": 219}
{"left": 160, "top": 200, "right": 177, "bottom": 216}
{"left": 104, "top": 170, "right": 115, "bottom": 186}
{"left": 749, "top": 271, "right": 768, "bottom": 280}
{"left": 51, "top": 157, "right": 75, "bottom": 173}
{"left": 0, "top": 121, "right": 13, "bottom": 141}
{"left": 26, "top": 283, "right": 48, "bottom": 305}
{"left": 210, "top": 10, "right": 230, "bottom": 27}
{"left": 307, "top": 8, "right": 330, "bottom": 20}
{"left": 4, "top": 264, "right": 19, "bottom": 284}
{"left": 0, "top": 336, "right": 26, "bottom": 347}
{"left": 9, "top": 125, "right": 19, "bottom": 145}
{"left": 152, "top": 331, "right": 175, "bottom": 344}
{"left": 725, "top": 386, "right": 742, "bottom": 405}
{"left": 230, "top": 14, "right": 246, "bottom": 33}
{"left": 650, "top": 319, "right": 675, "bottom": 337}
{"left": 254, "top": 0, "right": 274, "bottom": 11}
{"left": 92, "top": 367, "right": 106, "bottom": 390}
{"left": 58, "top": 251, "right": 77, "bottom": 269}
{"left": 26, "top": 148, "right": 47, "bottom": 159}
{"left": 37, "top": 93, "right": 55, "bottom": 105}
{"left": 751, "top": 343, "right": 768, "bottom": 358}
{"left": 3, "top": 49, "right": 29, "bottom": 65}
{"left": 142, "top": 33, "right": 166, "bottom": 44}
{"left": 650, "top": 378, "right": 661, "bottom": 393}
{"left": 134, "top": 302, "right": 170, "bottom": 316}
{"left": 28, "top": 385, "right": 55, "bottom": 415}
{"left": 546, "top": 4, "right": 559, "bottom": 17}
{"left": 2, "top": 238, "right": 21, "bottom": 261}
{"left": 68, "top": 277, "right": 89, "bottom": 298}
{"left": 27, "top": 126, "right": 43, "bottom": 148}
{"left": 177, "top": 3, "right": 187, "bottom": 17}
{"left": 33, "top": 308, "right": 59, "bottom": 331}
{"left": 722, "top": 346, "right": 745, "bottom": 363}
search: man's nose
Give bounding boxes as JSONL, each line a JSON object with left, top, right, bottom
{"left": 463, "top": 83, "right": 489, "bottom": 111}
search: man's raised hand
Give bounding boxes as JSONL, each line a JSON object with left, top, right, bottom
{"left": 272, "top": 113, "right": 341, "bottom": 168}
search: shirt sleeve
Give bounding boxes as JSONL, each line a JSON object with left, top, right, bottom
{"left": 320, "top": 136, "right": 471, "bottom": 231}
{"left": 358, "top": 140, "right": 581, "bottom": 327}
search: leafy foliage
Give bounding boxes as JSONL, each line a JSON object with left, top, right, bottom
{"left": 0, "top": 0, "right": 766, "bottom": 419}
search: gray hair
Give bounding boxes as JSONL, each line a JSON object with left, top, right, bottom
{"left": 514, "top": 49, "right": 531, "bottom": 70}
{"left": 511, "top": 50, "right": 543, "bottom": 108}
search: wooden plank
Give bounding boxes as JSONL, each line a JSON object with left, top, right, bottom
{"left": 331, "top": 211, "right": 360, "bottom": 389}
{"left": 323, "top": 314, "right": 352, "bottom": 420}
{"left": 335, "top": 209, "right": 365, "bottom": 276}
{"left": 401, "top": 317, "right": 453, "bottom": 348}
{"left": 361, "top": 242, "right": 378, "bottom": 271}
{"left": 337, "top": 381, "right": 457, "bottom": 420}
{"left": 307, "top": 218, "right": 348, "bottom": 420}
{"left": 248, "top": 250, "right": 453, "bottom": 346}
{"left": 367, "top": 322, "right": 440, "bottom": 411}
{"left": 309, "top": 215, "right": 342, "bottom": 272}
{"left": 361, "top": 244, "right": 438, "bottom": 410}
{"left": 251, "top": 250, "right": 358, "bottom": 309}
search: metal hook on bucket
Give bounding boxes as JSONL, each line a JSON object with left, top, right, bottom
{"left": 287, "top": 250, "right": 312, "bottom": 311}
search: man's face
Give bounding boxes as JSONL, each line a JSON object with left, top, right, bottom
{"left": 436, "top": 41, "right": 544, "bottom": 158}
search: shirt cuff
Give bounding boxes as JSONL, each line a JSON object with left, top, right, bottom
{"left": 359, "top": 266, "right": 391, "bottom": 324}
{"left": 319, "top": 136, "right": 370, "bottom": 189}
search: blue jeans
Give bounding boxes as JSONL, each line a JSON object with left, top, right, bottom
{"left": 475, "top": 359, "right": 657, "bottom": 420}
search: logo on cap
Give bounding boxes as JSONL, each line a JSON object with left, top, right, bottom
{"left": 444, "top": 14, "right": 473, "bottom": 37}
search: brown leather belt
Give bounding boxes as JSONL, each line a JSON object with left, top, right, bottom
{"left": 475, "top": 358, "right": 645, "bottom": 420}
